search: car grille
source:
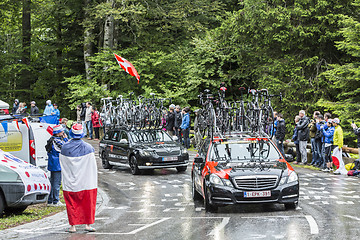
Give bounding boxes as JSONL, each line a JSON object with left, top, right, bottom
{"left": 233, "top": 175, "right": 278, "bottom": 190}
{"left": 156, "top": 150, "right": 180, "bottom": 157}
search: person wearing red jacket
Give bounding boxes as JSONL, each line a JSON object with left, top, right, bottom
{"left": 91, "top": 107, "right": 101, "bottom": 140}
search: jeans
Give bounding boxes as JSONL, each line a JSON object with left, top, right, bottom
{"left": 299, "top": 141, "right": 308, "bottom": 163}
{"left": 276, "top": 139, "right": 285, "bottom": 158}
{"left": 310, "top": 138, "right": 317, "bottom": 164}
{"left": 314, "top": 140, "right": 323, "bottom": 166}
{"left": 86, "top": 120, "right": 93, "bottom": 139}
{"left": 48, "top": 171, "right": 61, "bottom": 204}
{"left": 182, "top": 128, "right": 190, "bottom": 149}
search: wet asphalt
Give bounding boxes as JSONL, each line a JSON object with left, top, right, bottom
{"left": 18, "top": 141, "right": 360, "bottom": 239}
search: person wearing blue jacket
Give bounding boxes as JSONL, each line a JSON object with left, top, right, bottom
{"left": 47, "top": 125, "right": 68, "bottom": 206}
{"left": 322, "top": 120, "right": 335, "bottom": 172}
{"left": 51, "top": 103, "right": 60, "bottom": 124}
{"left": 180, "top": 107, "right": 191, "bottom": 149}
{"left": 292, "top": 116, "right": 301, "bottom": 164}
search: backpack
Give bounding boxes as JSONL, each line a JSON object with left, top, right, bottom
{"left": 45, "top": 136, "right": 55, "bottom": 153}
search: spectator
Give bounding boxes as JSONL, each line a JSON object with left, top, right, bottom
{"left": 292, "top": 116, "right": 301, "bottom": 164}
{"left": 60, "top": 124, "right": 97, "bottom": 233}
{"left": 30, "top": 101, "right": 39, "bottom": 115}
{"left": 76, "top": 105, "right": 82, "bottom": 123}
{"left": 91, "top": 107, "right": 101, "bottom": 140}
{"left": 16, "top": 102, "right": 27, "bottom": 115}
{"left": 80, "top": 102, "right": 86, "bottom": 130}
{"left": 297, "top": 110, "right": 310, "bottom": 164}
{"left": 271, "top": 111, "right": 278, "bottom": 141}
{"left": 166, "top": 104, "right": 175, "bottom": 136}
{"left": 332, "top": 118, "right": 347, "bottom": 174}
{"left": 180, "top": 107, "right": 190, "bottom": 149}
{"left": 309, "top": 111, "right": 320, "bottom": 165}
{"left": 51, "top": 103, "right": 60, "bottom": 123}
{"left": 12, "top": 99, "right": 19, "bottom": 114}
{"left": 275, "top": 113, "right": 286, "bottom": 157}
{"left": 85, "top": 102, "right": 93, "bottom": 139}
{"left": 324, "top": 112, "right": 332, "bottom": 122}
{"left": 174, "top": 105, "right": 183, "bottom": 143}
{"left": 351, "top": 122, "right": 360, "bottom": 159}
{"left": 43, "top": 100, "right": 54, "bottom": 116}
{"left": 60, "top": 118, "right": 70, "bottom": 138}
{"left": 322, "top": 120, "right": 335, "bottom": 172}
{"left": 316, "top": 115, "right": 326, "bottom": 168}
{"left": 47, "top": 125, "right": 68, "bottom": 206}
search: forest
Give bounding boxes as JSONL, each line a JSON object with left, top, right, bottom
{"left": 0, "top": 0, "right": 359, "bottom": 146}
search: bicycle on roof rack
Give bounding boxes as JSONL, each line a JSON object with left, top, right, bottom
{"left": 194, "top": 83, "right": 282, "bottom": 147}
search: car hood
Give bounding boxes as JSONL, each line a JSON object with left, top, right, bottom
{"left": 209, "top": 160, "right": 289, "bottom": 179}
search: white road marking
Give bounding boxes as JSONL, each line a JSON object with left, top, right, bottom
{"left": 90, "top": 218, "right": 171, "bottom": 235}
{"left": 305, "top": 215, "right": 319, "bottom": 235}
{"left": 207, "top": 217, "right": 230, "bottom": 236}
{"left": 336, "top": 201, "right": 354, "bottom": 205}
{"left": 343, "top": 215, "right": 360, "bottom": 221}
{"left": 163, "top": 208, "right": 185, "bottom": 212}
{"left": 322, "top": 201, "right": 329, "bottom": 205}
{"left": 195, "top": 207, "right": 204, "bottom": 211}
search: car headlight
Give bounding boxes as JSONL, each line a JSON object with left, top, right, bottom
{"left": 182, "top": 148, "right": 187, "bottom": 154}
{"left": 279, "top": 176, "right": 287, "bottom": 185}
{"left": 288, "top": 171, "right": 298, "bottom": 183}
{"left": 139, "top": 150, "right": 152, "bottom": 157}
{"left": 209, "top": 174, "right": 223, "bottom": 185}
{"left": 222, "top": 178, "right": 233, "bottom": 187}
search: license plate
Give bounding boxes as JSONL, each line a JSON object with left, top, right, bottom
{"left": 244, "top": 191, "right": 271, "bottom": 198}
{"left": 162, "top": 157, "right": 178, "bottom": 161}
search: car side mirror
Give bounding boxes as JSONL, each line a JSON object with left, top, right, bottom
{"left": 172, "top": 136, "right": 178, "bottom": 141}
{"left": 194, "top": 156, "right": 204, "bottom": 164}
{"left": 119, "top": 139, "right": 128, "bottom": 144}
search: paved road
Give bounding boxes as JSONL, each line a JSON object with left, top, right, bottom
{"left": 3, "top": 140, "right": 360, "bottom": 240}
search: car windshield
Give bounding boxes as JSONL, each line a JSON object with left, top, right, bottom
{"left": 210, "top": 139, "right": 281, "bottom": 162}
{"left": 129, "top": 130, "right": 172, "bottom": 143}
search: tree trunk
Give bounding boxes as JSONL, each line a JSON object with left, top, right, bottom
{"left": 103, "top": 0, "right": 115, "bottom": 50}
{"left": 22, "top": 0, "right": 31, "bottom": 99}
{"left": 84, "top": 0, "right": 93, "bottom": 80}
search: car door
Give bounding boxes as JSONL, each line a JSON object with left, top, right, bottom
{"left": 108, "top": 130, "right": 121, "bottom": 162}
{"left": 193, "top": 139, "right": 208, "bottom": 192}
{"left": 117, "top": 131, "right": 130, "bottom": 164}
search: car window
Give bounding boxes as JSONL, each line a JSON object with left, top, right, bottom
{"left": 112, "top": 131, "right": 121, "bottom": 142}
{"left": 120, "top": 131, "right": 128, "bottom": 141}
{"left": 210, "top": 139, "right": 280, "bottom": 162}
{"left": 104, "top": 130, "right": 113, "bottom": 140}
{"left": 129, "top": 130, "right": 172, "bottom": 143}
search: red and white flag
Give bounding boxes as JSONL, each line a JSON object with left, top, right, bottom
{"left": 114, "top": 53, "right": 140, "bottom": 84}
{"left": 13, "top": 120, "right": 20, "bottom": 131}
{"left": 60, "top": 139, "right": 98, "bottom": 225}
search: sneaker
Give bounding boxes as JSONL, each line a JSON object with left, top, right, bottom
{"left": 322, "top": 168, "right": 330, "bottom": 172}
{"left": 47, "top": 203, "right": 53, "bottom": 206}
{"left": 52, "top": 201, "right": 65, "bottom": 207}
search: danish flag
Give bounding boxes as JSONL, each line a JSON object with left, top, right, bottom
{"left": 114, "top": 53, "right": 140, "bottom": 84}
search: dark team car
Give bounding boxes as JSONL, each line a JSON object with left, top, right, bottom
{"left": 99, "top": 128, "right": 189, "bottom": 175}
{"left": 191, "top": 133, "right": 299, "bottom": 212}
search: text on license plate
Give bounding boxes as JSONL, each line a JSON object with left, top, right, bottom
{"left": 244, "top": 191, "right": 271, "bottom": 198}
{"left": 162, "top": 157, "right": 177, "bottom": 161}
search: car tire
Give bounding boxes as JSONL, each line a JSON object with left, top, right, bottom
{"left": 176, "top": 166, "right": 187, "bottom": 172}
{"left": 4, "top": 206, "right": 27, "bottom": 215}
{"left": 204, "top": 187, "right": 218, "bottom": 212}
{"left": 192, "top": 177, "right": 202, "bottom": 201}
{"left": 129, "top": 155, "right": 141, "bottom": 175}
{"left": 0, "top": 192, "right": 5, "bottom": 217}
{"left": 284, "top": 202, "right": 298, "bottom": 210}
{"left": 101, "top": 151, "right": 113, "bottom": 169}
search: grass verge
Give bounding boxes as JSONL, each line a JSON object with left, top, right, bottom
{"left": 0, "top": 190, "right": 65, "bottom": 230}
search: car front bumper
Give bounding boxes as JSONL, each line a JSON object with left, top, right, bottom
{"left": 208, "top": 181, "right": 299, "bottom": 206}
{"left": 136, "top": 153, "right": 189, "bottom": 170}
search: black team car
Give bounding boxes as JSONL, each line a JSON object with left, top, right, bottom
{"left": 191, "top": 133, "right": 299, "bottom": 212}
{"left": 99, "top": 128, "right": 189, "bottom": 175}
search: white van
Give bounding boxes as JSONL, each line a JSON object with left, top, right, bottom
{"left": 0, "top": 116, "right": 53, "bottom": 169}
